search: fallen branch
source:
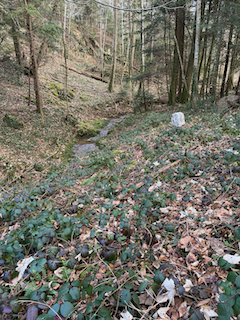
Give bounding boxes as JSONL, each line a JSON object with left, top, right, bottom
{"left": 157, "top": 159, "right": 181, "bottom": 175}
{"left": 61, "top": 65, "right": 108, "bottom": 83}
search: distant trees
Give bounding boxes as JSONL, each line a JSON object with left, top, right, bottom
{"left": 1, "top": 0, "right": 240, "bottom": 113}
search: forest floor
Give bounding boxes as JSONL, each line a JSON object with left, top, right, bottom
{"left": 1, "top": 53, "right": 240, "bottom": 320}
{"left": 0, "top": 53, "right": 132, "bottom": 187}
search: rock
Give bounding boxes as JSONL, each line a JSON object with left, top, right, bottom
{"left": 171, "top": 112, "right": 185, "bottom": 127}
{"left": 217, "top": 94, "right": 240, "bottom": 111}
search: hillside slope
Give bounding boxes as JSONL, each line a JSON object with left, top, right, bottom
{"left": 1, "top": 106, "right": 240, "bottom": 319}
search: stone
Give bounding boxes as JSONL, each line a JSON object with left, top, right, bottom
{"left": 217, "top": 94, "right": 240, "bottom": 111}
{"left": 171, "top": 112, "right": 185, "bottom": 127}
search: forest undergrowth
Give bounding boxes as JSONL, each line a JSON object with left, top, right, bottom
{"left": 1, "top": 105, "right": 240, "bottom": 320}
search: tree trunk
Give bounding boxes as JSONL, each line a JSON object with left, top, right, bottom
{"left": 176, "top": 6, "right": 185, "bottom": 98}
{"left": 108, "top": 0, "right": 118, "bottom": 92}
{"left": 220, "top": 25, "right": 234, "bottom": 97}
{"left": 200, "top": 34, "right": 214, "bottom": 97}
{"left": 168, "top": 5, "right": 185, "bottom": 105}
{"left": 191, "top": 0, "right": 201, "bottom": 106}
{"left": 179, "top": 29, "right": 195, "bottom": 103}
{"left": 62, "top": 0, "right": 69, "bottom": 117}
{"left": 210, "top": 1, "right": 223, "bottom": 102}
{"left": 226, "top": 33, "right": 239, "bottom": 95}
{"left": 197, "top": 0, "right": 212, "bottom": 83}
{"left": 11, "top": 20, "right": 22, "bottom": 67}
{"left": 128, "top": 0, "right": 136, "bottom": 92}
{"left": 25, "top": 0, "right": 44, "bottom": 126}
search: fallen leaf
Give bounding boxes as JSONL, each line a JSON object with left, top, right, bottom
{"left": 183, "top": 279, "right": 194, "bottom": 292}
{"left": 156, "top": 278, "right": 175, "bottom": 305}
{"left": 120, "top": 310, "right": 133, "bottom": 320}
{"left": 200, "top": 305, "right": 218, "bottom": 320}
{"left": 223, "top": 253, "right": 240, "bottom": 264}
{"left": 178, "top": 301, "right": 187, "bottom": 317}
{"left": 54, "top": 267, "right": 63, "bottom": 279}
{"left": 11, "top": 256, "right": 34, "bottom": 286}
{"left": 153, "top": 307, "right": 170, "bottom": 319}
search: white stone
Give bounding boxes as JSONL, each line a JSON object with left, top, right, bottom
{"left": 171, "top": 112, "right": 185, "bottom": 127}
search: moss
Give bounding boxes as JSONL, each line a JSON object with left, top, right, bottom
{"left": 46, "top": 81, "right": 75, "bottom": 101}
{"left": 77, "top": 119, "right": 109, "bottom": 137}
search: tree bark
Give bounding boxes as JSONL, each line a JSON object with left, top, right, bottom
{"left": 220, "top": 25, "right": 234, "bottom": 97}
{"left": 108, "top": 0, "right": 118, "bottom": 92}
{"left": 226, "top": 33, "right": 239, "bottom": 95}
{"left": 25, "top": 0, "right": 44, "bottom": 126}
{"left": 191, "top": 0, "right": 201, "bottom": 106}
{"left": 11, "top": 20, "right": 22, "bottom": 67}
{"left": 168, "top": 5, "right": 185, "bottom": 105}
{"left": 62, "top": 0, "right": 69, "bottom": 117}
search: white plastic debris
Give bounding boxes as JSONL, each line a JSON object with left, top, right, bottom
{"left": 171, "top": 112, "right": 185, "bottom": 127}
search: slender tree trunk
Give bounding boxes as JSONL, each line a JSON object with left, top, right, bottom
{"left": 179, "top": 31, "right": 195, "bottom": 103}
{"left": 121, "top": 0, "right": 124, "bottom": 56}
{"left": 164, "top": 16, "right": 169, "bottom": 94}
{"left": 200, "top": 34, "right": 214, "bottom": 97}
{"left": 220, "top": 25, "right": 234, "bottom": 97}
{"left": 62, "top": 0, "right": 69, "bottom": 117}
{"left": 168, "top": 5, "right": 185, "bottom": 105}
{"left": 176, "top": 6, "right": 185, "bottom": 98}
{"left": 25, "top": 0, "right": 44, "bottom": 126}
{"left": 11, "top": 20, "right": 22, "bottom": 67}
{"left": 129, "top": 0, "right": 136, "bottom": 93}
{"left": 100, "top": 7, "right": 103, "bottom": 77}
{"left": 235, "top": 73, "right": 240, "bottom": 95}
{"left": 108, "top": 0, "right": 118, "bottom": 92}
{"left": 191, "top": 0, "right": 201, "bottom": 106}
{"left": 210, "top": 1, "right": 223, "bottom": 102}
{"left": 198, "top": 0, "right": 212, "bottom": 83}
{"left": 226, "top": 33, "right": 239, "bottom": 95}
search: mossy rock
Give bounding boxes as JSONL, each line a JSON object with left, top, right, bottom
{"left": 46, "top": 82, "right": 75, "bottom": 101}
{"left": 77, "top": 119, "right": 109, "bottom": 137}
{"left": 95, "top": 138, "right": 106, "bottom": 149}
{"left": 3, "top": 114, "right": 24, "bottom": 129}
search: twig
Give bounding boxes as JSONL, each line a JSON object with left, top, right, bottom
{"left": 154, "top": 159, "right": 181, "bottom": 178}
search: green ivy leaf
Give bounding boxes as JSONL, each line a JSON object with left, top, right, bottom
{"left": 47, "top": 303, "right": 60, "bottom": 316}
{"left": 217, "top": 303, "right": 233, "bottom": 318}
{"left": 72, "top": 280, "right": 81, "bottom": 287}
{"left": 233, "top": 296, "right": 240, "bottom": 315}
{"left": 227, "top": 272, "right": 237, "bottom": 283}
{"left": 235, "top": 275, "right": 240, "bottom": 288}
{"left": 120, "top": 289, "right": 131, "bottom": 304}
{"left": 58, "top": 283, "right": 70, "bottom": 300}
{"left": 138, "top": 281, "right": 148, "bottom": 292}
{"left": 98, "top": 307, "right": 112, "bottom": 320}
{"left": 69, "top": 287, "right": 80, "bottom": 301}
{"left": 132, "top": 291, "right": 140, "bottom": 305}
{"left": 60, "top": 301, "right": 74, "bottom": 317}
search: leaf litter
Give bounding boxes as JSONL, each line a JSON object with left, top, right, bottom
{"left": 1, "top": 109, "right": 240, "bottom": 319}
